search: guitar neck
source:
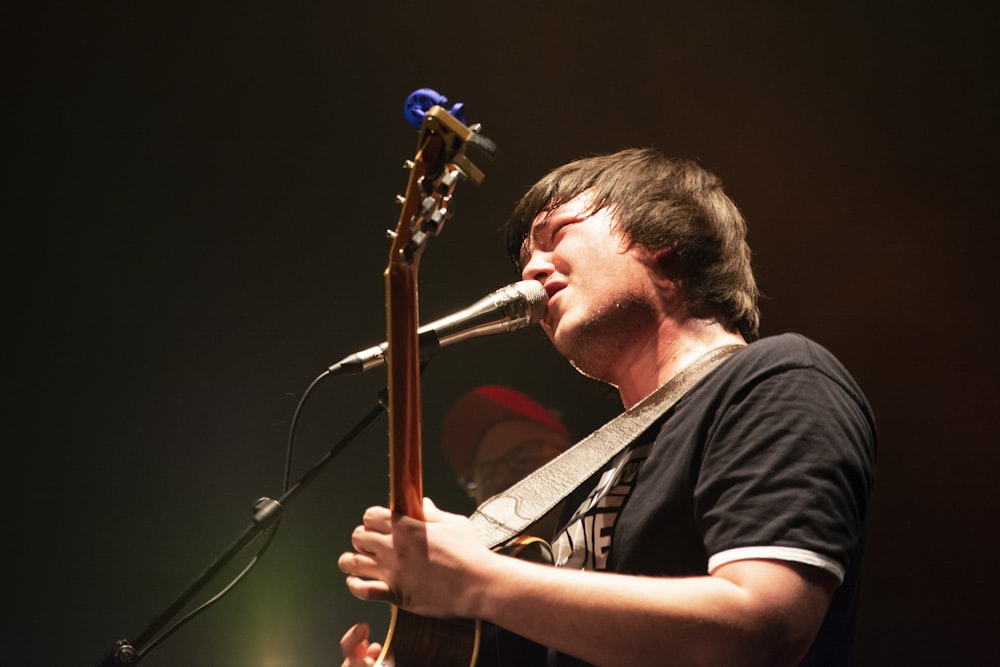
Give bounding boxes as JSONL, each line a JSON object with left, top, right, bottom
{"left": 385, "top": 258, "right": 424, "bottom": 520}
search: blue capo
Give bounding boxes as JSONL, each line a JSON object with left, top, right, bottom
{"left": 403, "top": 88, "right": 467, "bottom": 129}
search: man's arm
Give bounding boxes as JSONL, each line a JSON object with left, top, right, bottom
{"left": 339, "top": 500, "right": 835, "bottom": 667}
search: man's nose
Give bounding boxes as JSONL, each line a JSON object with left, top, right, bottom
{"left": 521, "top": 251, "right": 553, "bottom": 282}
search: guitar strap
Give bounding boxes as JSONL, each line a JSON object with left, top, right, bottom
{"left": 469, "top": 344, "right": 745, "bottom": 549}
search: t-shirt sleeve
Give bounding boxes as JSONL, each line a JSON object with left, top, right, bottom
{"left": 694, "top": 361, "right": 875, "bottom": 582}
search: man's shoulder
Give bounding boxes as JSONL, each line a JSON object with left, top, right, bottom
{"left": 713, "top": 333, "right": 873, "bottom": 421}
{"left": 728, "top": 333, "right": 845, "bottom": 375}
{"left": 719, "top": 332, "right": 816, "bottom": 374}
{"left": 700, "top": 333, "right": 867, "bottom": 406}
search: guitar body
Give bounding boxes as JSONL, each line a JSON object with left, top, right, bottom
{"left": 378, "top": 610, "right": 480, "bottom": 667}
{"left": 376, "top": 535, "right": 552, "bottom": 666}
{"left": 375, "top": 100, "right": 495, "bottom": 667}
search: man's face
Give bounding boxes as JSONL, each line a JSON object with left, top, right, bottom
{"left": 519, "top": 193, "right": 661, "bottom": 383}
{"left": 470, "top": 420, "right": 568, "bottom": 502}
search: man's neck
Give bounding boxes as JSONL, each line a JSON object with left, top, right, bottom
{"left": 614, "top": 320, "right": 746, "bottom": 409}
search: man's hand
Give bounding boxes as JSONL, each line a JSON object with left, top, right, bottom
{"left": 337, "top": 497, "right": 495, "bottom": 619}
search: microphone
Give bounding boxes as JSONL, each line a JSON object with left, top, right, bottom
{"left": 328, "top": 280, "right": 547, "bottom": 376}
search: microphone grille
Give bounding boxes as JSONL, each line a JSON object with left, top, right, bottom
{"left": 513, "top": 280, "right": 548, "bottom": 324}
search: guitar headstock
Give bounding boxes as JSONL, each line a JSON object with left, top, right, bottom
{"left": 389, "top": 97, "right": 496, "bottom": 269}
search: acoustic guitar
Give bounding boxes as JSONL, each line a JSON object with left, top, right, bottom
{"left": 375, "top": 96, "right": 496, "bottom": 667}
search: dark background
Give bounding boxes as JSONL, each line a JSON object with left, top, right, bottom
{"left": 7, "top": 2, "right": 998, "bottom": 665}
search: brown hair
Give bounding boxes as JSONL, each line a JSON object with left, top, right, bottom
{"left": 505, "top": 148, "right": 760, "bottom": 341}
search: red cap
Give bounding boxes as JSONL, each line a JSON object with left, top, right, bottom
{"left": 441, "top": 385, "right": 570, "bottom": 477}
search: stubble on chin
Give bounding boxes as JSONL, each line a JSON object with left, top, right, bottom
{"left": 552, "top": 298, "right": 657, "bottom": 385}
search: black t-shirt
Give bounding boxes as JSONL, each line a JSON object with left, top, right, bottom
{"left": 481, "top": 334, "right": 876, "bottom": 667}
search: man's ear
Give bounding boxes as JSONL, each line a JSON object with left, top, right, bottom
{"left": 652, "top": 245, "right": 675, "bottom": 262}
{"left": 648, "top": 243, "right": 688, "bottom": 287}
{"left": 651, "top": 242, "right": 679, "bottom": 267}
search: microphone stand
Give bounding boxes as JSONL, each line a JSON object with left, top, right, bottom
{"left": 96, "top": 396, "right": 389, "bottom": 666}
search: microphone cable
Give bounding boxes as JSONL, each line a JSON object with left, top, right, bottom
{"left": 134, "top": 370, "right": 337, "bottom": 662}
